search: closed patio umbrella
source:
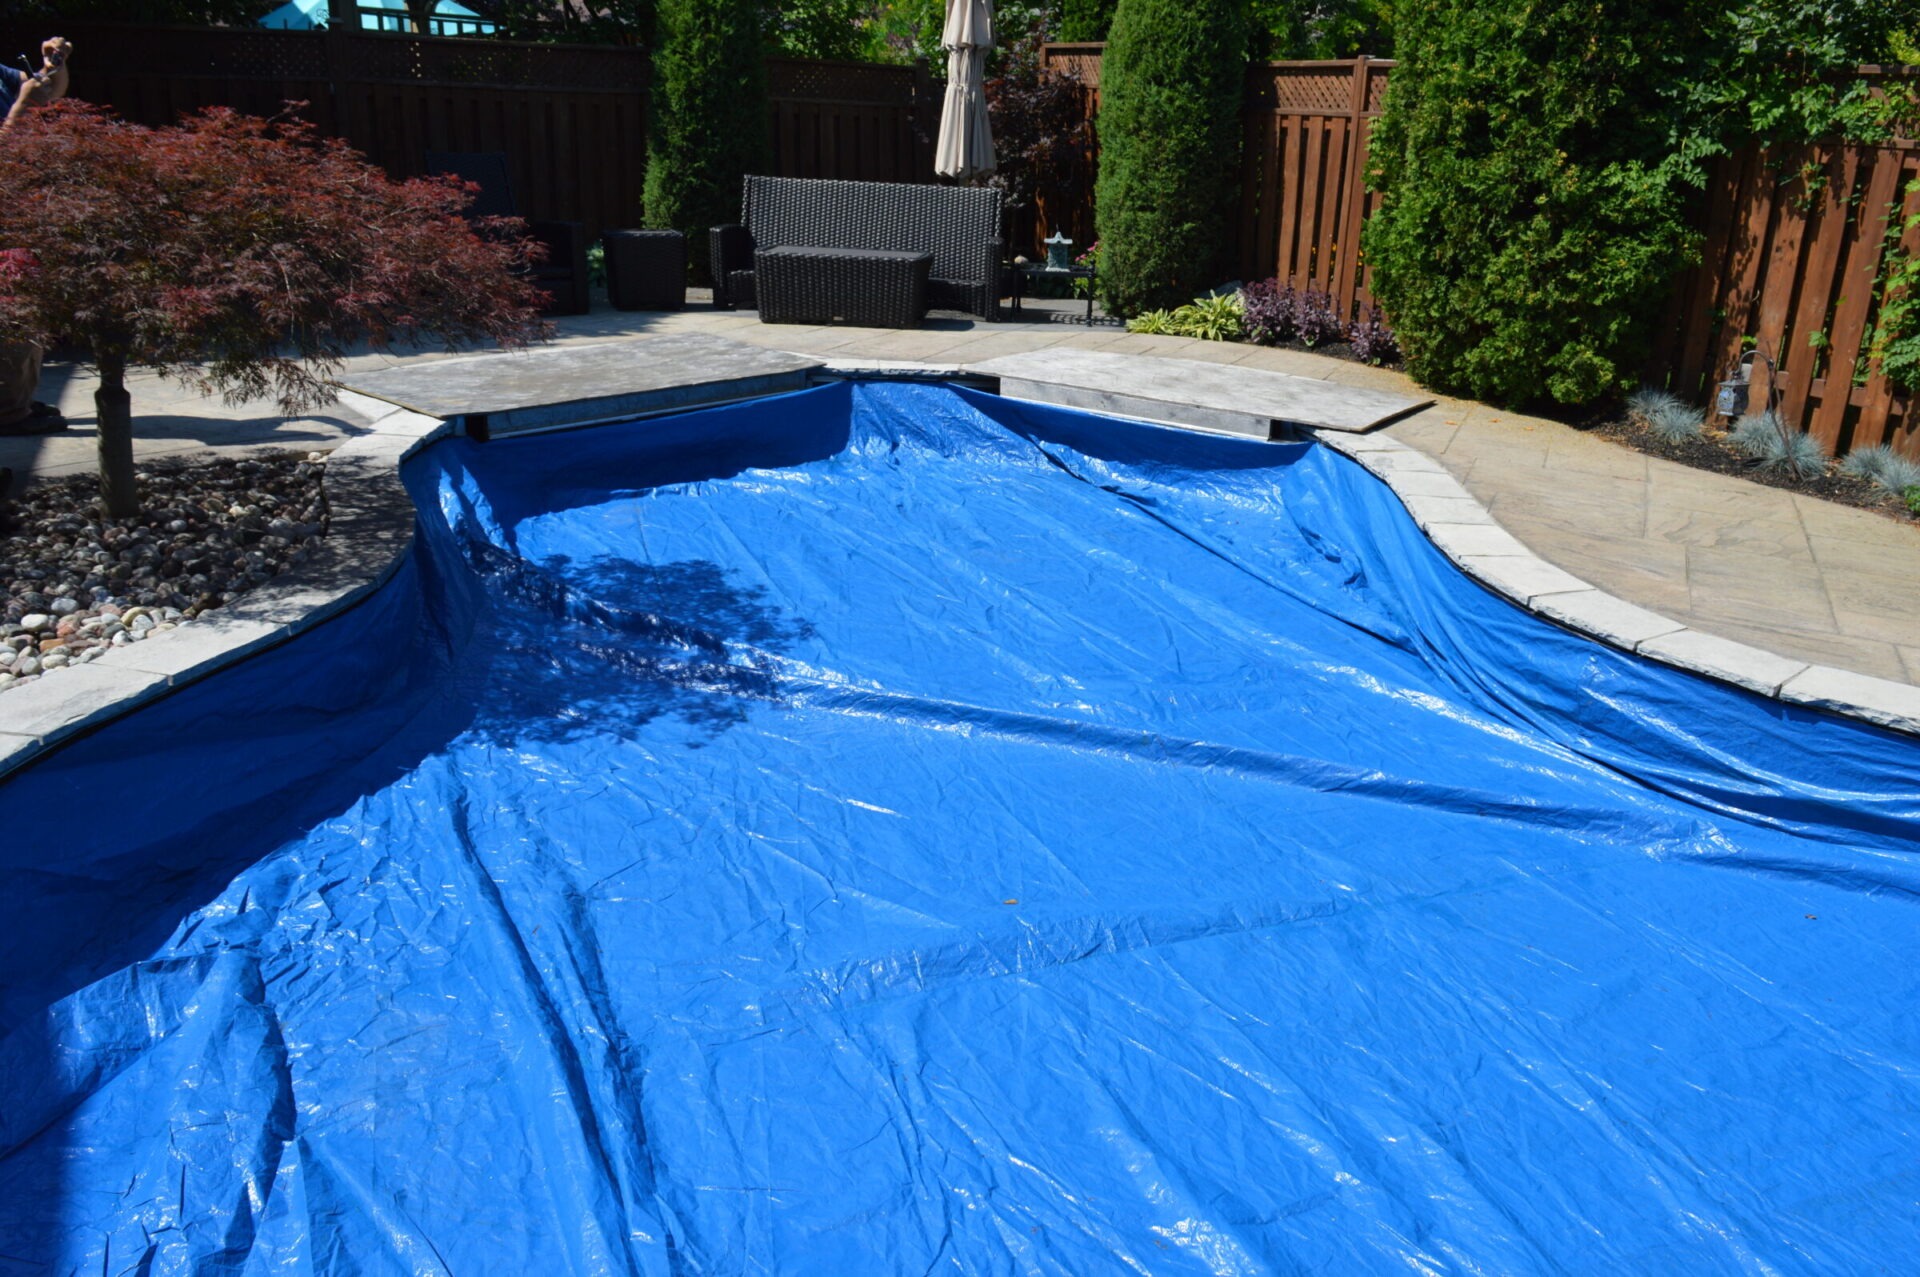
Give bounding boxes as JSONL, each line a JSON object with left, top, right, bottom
{"left": 934, "top": 0, "right": 996, "bottom": 181}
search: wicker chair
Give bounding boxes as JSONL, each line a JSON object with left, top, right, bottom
{"left": 426, "top": 151, "right": 590, "bottom": 316}
{"left": 711, "top": 177, "right": 1002, "bottom": 323}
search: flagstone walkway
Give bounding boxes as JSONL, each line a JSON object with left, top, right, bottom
{"left": 7, "top": 297, "right": 1918, "bottom": 688}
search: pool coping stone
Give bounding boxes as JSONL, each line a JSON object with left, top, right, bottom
{"left": 1313, "top": 425, "right": 1920, "bottom": 732}
{"left": 0, "top": 408, "right": 448, "bottom": 779}
{"left": 4, "top": 359, "right": 1915, "bottom": 781}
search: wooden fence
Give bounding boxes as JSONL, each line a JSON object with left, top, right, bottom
{"left": 1238, "top": 59, "right": 1391, "bottom": 321}
{"left": 1043, "top": 47, "right": 1918, "bottom": 458}
{"left": 1042, "top": 48, "right": 1389, "bottom": 319}
{"left": 0, "top": 21, "right": 937, "bottom": 242}
{"left": 1646, "top": 124, "right": 1920, "bottom": 460}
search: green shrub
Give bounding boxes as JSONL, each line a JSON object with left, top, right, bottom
{"left": 1365, "top": 0, "right": 1915, "bottom": 411}
{"left": 1094, "top": 0, "right": 1248, "bottom": 317}
{"left": 1907, "top": 485, "right": 1920, "bottom": 516}
{"left": 1125, "top": 291, "right": 1246, "bottom": 340}
{"left": 1057, "top": 0, "right": 1120, "bottom": 41}
{"left": 644, "top": 0, "right": 770, "bottom": 283}
{"left": 1363, "top": 1, "right": 1704, "bottom": 409}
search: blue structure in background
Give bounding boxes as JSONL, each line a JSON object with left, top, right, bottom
{"left": 1, "top": 382, "right": 1917, "bottom": 1273}
{"left": 261, "top": 0, "right": 496, "bottom": 37}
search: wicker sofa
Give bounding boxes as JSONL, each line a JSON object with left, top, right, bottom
{"left": 711, "top": 177, "right": 1002, "bottom": 323}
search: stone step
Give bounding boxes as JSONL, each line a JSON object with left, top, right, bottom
{"left": 966, "top": 349, "right": 1430, "bottom": 439}
{"left": 337, "top": 335, "right": 823, "bottom": 439}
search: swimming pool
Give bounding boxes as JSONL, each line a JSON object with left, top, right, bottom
{"left": 3, "top": 380, "right": 1917, "bottom": 1273}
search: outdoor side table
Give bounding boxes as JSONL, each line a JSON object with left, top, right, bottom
{"left": 602, "top": 229, "right": 686, "bottom": 311}
{"left": 1008, "top": 263, "right": 1097, "bottom": 324}
{"left": 755, "top": 245, "right": 932, "bottom": 328}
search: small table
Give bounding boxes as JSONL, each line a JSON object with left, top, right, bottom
{"left": 602, "top": 229, "right": 686, "bottom": 311}
{"left": 755, "top": 245, "right": 933, "bottom": 328}
{"left": 1008, "top": 263, "right": 1097, "bottom": 324}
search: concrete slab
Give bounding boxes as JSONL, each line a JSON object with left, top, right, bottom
{"left": 1531, "top": 590, "right": 1686, "bottom": 650}
{"left": 1399, "top": 494, "right": 1498, "bottom": 529}
{"left": 0, "top": 663, "right": 172, "bottom": 746}
{"left": 1423, "top": 523, "right": 1534, "bottom": 559}
{"left": 969, "top": 349, "right": 1430, "bottom": 439}
{"left": 1636, "top": 629, "right": 1810, "bottom": 697}
{"left": 1458, "top": 554, "right": 1591, "bottom": 605}
{"left": 337, "top": 335, "right": 822, "bottom": 437}
{"left": 1378, "top": 470, "right": 1476, "bottom": 500}
{"left": 109, "top": 614, "right": 291, "bottom": 685}
{"left": 0, "top": 730, "right": 35, "bottom": 772}
{"left": 1778, "top": 665, "right": 1920, "bottom": 735}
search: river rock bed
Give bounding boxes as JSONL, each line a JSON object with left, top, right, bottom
{"left": 0, "top": 452, "right": 328, "bottom": 693}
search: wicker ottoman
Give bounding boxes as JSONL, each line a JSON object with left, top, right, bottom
{"left": 602, "top": 229, "right": 687, "bottom": 311}
{"left": 755, "top": 245, "right": 932, "bottom": 327}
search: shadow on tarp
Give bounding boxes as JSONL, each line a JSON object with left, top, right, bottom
{"left": 0, "top": 447, "right": 820, "bottom": 1271}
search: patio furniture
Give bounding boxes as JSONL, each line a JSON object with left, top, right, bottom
{"left": 756, "top": 246, "right": 932, "bottom": 327}
{"left": 1008, "top": 262, "right": 1098, "bottom": 324}
{"left": 711, "top": 176, "right": 1002, "bottom": 322}
{"left": 602, "top": 229, "right": 687, "bottom": 311}
{"left": 426, "top": 150, "right": 590, "bottom": 316}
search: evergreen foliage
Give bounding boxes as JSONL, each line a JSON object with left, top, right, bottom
{"left": 643, "top": 0, "right": 770, "bottom": 282}
{"left": 1093, "top": 0, "right": 1249, "bottom": 317}
{"left": 1057, "top": 0, "right": 1119, "bottom": 41}
{"left": 1364, "top": 0, "right": 1703, "bottom": 407}
{"left": 1249, "top": 0, "right": 1394, "bottom": 59}
{"left": 1364, "top": 0, "right": 1917, "bottom": 410}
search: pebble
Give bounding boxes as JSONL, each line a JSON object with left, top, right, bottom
{"left": 0, "top": 452, "right": 328, "bottom": 693}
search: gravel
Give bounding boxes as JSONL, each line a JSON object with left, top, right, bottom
{"left": 0, "top": 451, "right": 329, "bottom": 693}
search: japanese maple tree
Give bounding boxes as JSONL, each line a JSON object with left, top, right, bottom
{"left": 0, "top": 103, "right": 551, "bottom": 515}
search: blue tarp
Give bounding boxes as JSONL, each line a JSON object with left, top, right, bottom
{"left": 2, "top": 381, "right": 1917, "bottom": 1274}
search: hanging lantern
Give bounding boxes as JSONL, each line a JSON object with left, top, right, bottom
{"left": 1714, "top": 351, "right": 1758, "bottom": 421}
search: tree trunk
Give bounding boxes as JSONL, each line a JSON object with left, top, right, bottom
{"left": 94, "top": 352, "right": 137, "bottom": 518}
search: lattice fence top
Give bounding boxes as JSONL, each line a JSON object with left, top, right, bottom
{"left": 769, "top": 57, "right": 916, "bottom": 104}
{"left": 1365, "top": 64, "right": 1392, "bottom": 114}
{"left": 1041, "top": 46, "right": 1395, "bottom": 117}
{"left": 1039, "top": 43, "right": 1105, "bottom": 90}
{"left": 1251, "top": 67, "right": 1354, "bottom": 113}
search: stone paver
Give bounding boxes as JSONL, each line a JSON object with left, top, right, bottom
{"left": 8, "top": 295, "right": 1919, "bottom": 694}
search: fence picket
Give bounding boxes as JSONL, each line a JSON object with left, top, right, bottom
{"left": 1810, "top": 151, "right": 1901, "bottom": 451}
{"left": 1851, "top": 157, "right": 1920, "bottom": 451}
{"left": 1707, "top": 148, "right": 1779, "bottom": 397}
{"left": 1746, "top": 147, "right": 1811, "bottom": 410}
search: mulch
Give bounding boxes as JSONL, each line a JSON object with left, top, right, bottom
{"left": 1588, "top": 413, "right": 1919, "bottom": 525}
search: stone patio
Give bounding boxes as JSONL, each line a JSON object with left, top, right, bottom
{"left": 7, "top": 294, "right": 1918, "bottom": 689}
